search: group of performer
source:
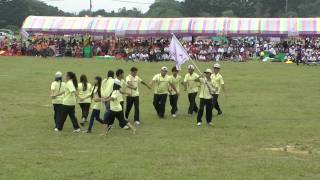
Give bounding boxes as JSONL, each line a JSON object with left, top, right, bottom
{"left": 50, "top": 63, "right": 225, "bottom": 136}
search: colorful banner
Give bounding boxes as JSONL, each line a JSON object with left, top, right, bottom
{"left": 21, "top": 16, "right": 320, "bottom": 37}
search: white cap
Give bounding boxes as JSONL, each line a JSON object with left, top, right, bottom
{"left": 114, "top": 79, "right": 121, "bottom": 86}
{"left": 55, "top": 71, "right": 62, "bottom": 78}
{"left": 213, "top": 63, "right": 221, "bottom": 69}
{"left": 188, "top": 65, "right": 195, "bottom": 70}
{"left": 161, "top": 66, "right": 168, "bottom": 72}
{"left": 204, "top": 69, "right": 212, "bottom": 74}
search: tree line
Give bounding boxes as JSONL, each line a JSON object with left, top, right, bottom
{"left": 1, "top": 0, "right": 319, "bottom": 32}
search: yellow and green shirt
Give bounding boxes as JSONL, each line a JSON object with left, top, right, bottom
{"left": 78, "top": 82, "right": 92, "bottom": 104}
{"left": 101, "top": 77, "right": 115, "bottom": 98}
{"left": 211, "top": 73, "right": 224, "bottom": 94}
{"left": 199, "top": 78, "right": 215, "bottom": 99}
{"left": 126, "top": 74, "right": 143, "bottom": 97}
{"left": 110, "top": 90, "right": 122, "bottom": 112}
{"left": 184, "top": 73, "right": 200, "bottom": 93}
{"left": 63, "top": 80, "right": 77, "bottom": 106}
{"left": 152, "top": 74, "right": 171, "bottom": 95}
{"left": 118, "top": 79, "right": 126, "bottom": 102}
{"left": 51, "top": 81, "right": 66, "bottom": 104}
{"left": 169, "top": 75, "right": 182, "bottom": 95}
{"left": 91, "top": 87, "right": 102, "bottom": 110}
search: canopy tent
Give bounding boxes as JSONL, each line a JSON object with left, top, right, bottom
{"left": 21, "top": 16, "right": 320, "bottom": 37}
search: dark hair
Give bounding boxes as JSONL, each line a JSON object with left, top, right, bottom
{"left": 113, "top": 83, "right": 121, "bottom": 91}
{"left": 55, "top": 77, "right": 62, "bottom": 91}
{"left": 107, "top": 71, "right": 114, "bottom": 78}
{"left": 91, "top": 76, "right": 102, "bottom": 98}
{"left": 67, "top": 72, "right": 78, "bottom": 90}
{"left": 131, "top": 67, "right": 138, "bottom": 72}
{"left": 80, "top": 74, "right": 88, "bottom": 91}
{"left": 116, "top": 69, "right": 124, "bottom": 77}
{"left": 172, "top": 67, "right": 178, "bottom": 72}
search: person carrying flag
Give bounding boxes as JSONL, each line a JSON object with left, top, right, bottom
{"left": 196, "top": 69, "right": 216, "bottom": 126}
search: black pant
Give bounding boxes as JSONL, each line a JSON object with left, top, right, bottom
{"left": 103, "top": 102, "right": 111, "bottom": 121}
{"left": 212, "top": 94, "right": 222, "bottom": 113}
{"left": 169, "top": 95, "right": 179, "bottom": 115}
{"left": 125, "top": 96, "right": 140, "bottom": 122}
{"left": 105, "top": 110, "right": 128, "bottom": 126}
{"left": 79, "top": 103, "right": 91, "bottom": 120}
{"left": 119, "top": 102, "right": 127, "bottom": 128}
{"left": 53, "top": 104, "right": 62, "bottom": 128}
{"left": 188, "top": 92, "right": 198, "bottom": 115}
{"left": 153, "top": 94, "right": 168, "bottom": 118}
{"left": 197, "top": 98, "right": 213, "bottom": 123}
{"left": 88, "top": 109, "right": 103, "bottom": 132}
{"left": 58, "top": 105, "right": 80, "bottom": 130}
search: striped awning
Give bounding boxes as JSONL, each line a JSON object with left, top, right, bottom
{"left": 21, "top": 16, "right": 320, "bottom": 37}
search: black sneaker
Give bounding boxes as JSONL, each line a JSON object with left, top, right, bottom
{"left": 217, "top": 111, "right": 223, "bottom": 116}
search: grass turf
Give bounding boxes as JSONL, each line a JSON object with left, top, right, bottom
{"left": 0, "top": 56, "right": 320, "bottom": 180}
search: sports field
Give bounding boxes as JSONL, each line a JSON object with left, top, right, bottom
{"left": 0, "top": 57, "right": 320, "bottom": 180}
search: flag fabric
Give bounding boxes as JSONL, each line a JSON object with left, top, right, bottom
{"left": 169, "top": 35, "right": 190, "bottom": 70}
{"left": 20, "top": 29, "right": 29, "bottom": 39}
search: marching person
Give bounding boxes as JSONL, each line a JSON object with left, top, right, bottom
{"left": 169, "top": 67, "right": 182, "bottom": 118}
{"left": 82, "top": 76, "right": 104, "bottom": 133}
{"left": 115, "top": 69, "right": 130, "bottom": 129}
{"left": 102, "top": 71, "right": 115, "bottom": 124}
{"left": 101, "top": 80, "right": 136, "bottom": 136}
{"left": 78, "top": 74, "right": 92, "bottom": 126}
{"left": 149, "top": 66, "right": 178, "bottom": 119}
{"left": 125, "top": 67, "right": 151, "bottom": 125}
{"left": 55, "top": 72, "right": 81, "bottom": 132}
{"left": 211, "top": 63, "right": 225, "bottom": 115}
{"left": 50, "top": 71, "right": 65, "bottom": 129}
{"left": 183, "top": 65, "right": 199, "bottom": 116}
{"left": 196, "top": 69, "right": 216, "bottom": 126}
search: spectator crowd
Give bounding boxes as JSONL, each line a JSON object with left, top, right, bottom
{"left": 1, "top": 35, "right": 320, "bottom": 64}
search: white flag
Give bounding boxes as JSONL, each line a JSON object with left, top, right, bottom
{"left": 169, "top": 35, "right": 190, "bottom": 70}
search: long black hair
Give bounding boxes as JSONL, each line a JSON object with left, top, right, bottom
{"left": 80, "top": 74, "right": 88, "bottom": 91}
{"left": 91, "top": 76, "right": 102, "bottom": 98}
{"left": 67, "top": 72, "right": 78, "bottom": 90}
{"left": 55, "top": 76, "right": 62, "bottom": 91}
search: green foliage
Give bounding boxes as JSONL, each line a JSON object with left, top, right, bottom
{"left": 2, "top": 0, "right": 320, "bottom": 30}
{"left": 146, "top": 0, "right": 184, "bottom": 18}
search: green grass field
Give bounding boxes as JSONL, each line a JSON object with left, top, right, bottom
{"left": 0, "top": 57, "right": 320, "bottom": 180}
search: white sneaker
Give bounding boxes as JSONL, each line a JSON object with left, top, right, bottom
{"left": 54, "top": 128, "right": 59, "bottom": 132}
{"left": 135, "top": 121, "right": 141, "bottom": 126}
{"left": 73, "top": 129, "right": 81, "bottom": 133}
{"left": 172, "top": 114, "right": 177, "bottom": 118}
{"left": 123, "top": 125, "right": 129, "bottom": 130}
{"left": 208, "top": 122, "right": 213, "bottom": 126}
{"left": 197, "top": 122, "right": 202, "bottom": 126}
